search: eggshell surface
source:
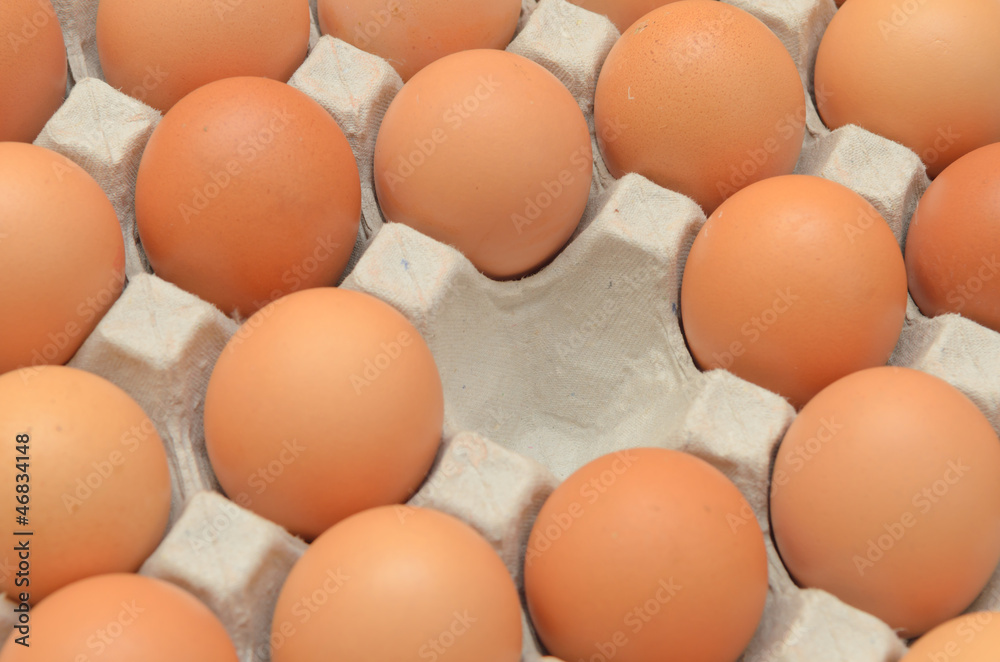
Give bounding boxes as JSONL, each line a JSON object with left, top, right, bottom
{"left": 770, "top": 367, "right": 1000, "bottom": 637}
{"left": 0, "top": 142, "right": 125, "bottom": 375}
{"left": 902, "top": 612, "right": 1000, "bottom": 661}
{"left": 905, "top": 142, "right": 1000, "bottom": 332}
{"left": 569, "top": 0, "right": 681, "bottom": 33}
{"left": 96, "top": 0, "right": 310, "bottom": 111}
{"left": 593, "top": 0, "right": 805, "bottom": 213}
{"left": 135, "top": 77, "right": 361, "bottom": 319}
{"left": 318, "top": 0, "right": 521, "bottom": 81}
{"left": 0, "top": 0, "right": 67, "bottom": 142}
{"left": 681, "top": 175, "right": 907, "bottom": 409}
{"left": 0, "top": 366, "right": 171, "bottom": 603}
{"left": 524, "top": 448, "right": 768, "bottom": 662}
{"left": 373, "top": 49, "right": 593, "bottom": 279}
{"left": 0, "top": 574, "right": 239, "bottom": 661}
{"left": 271, "top": 506, "right": 522, "bottom": 662}
{"left": 204, "top": 288, "right": 443, "bottom": 539}
{"left": 814, "top": 0, "right": 1000, "bottom": 177}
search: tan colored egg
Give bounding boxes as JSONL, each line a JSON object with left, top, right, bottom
{"left": 96, "top": 0, "right": 310, "bottom": 111}
{"left": 0, "top": 0, "right": 67, "bottom": 142}
{"left": 903, "top": 612, "right": 1000, "bottom": 661}
{"left": 0, "top": 366, "right": 171, "bottom": 603}
{"left": 135, "top": 77, "right": 361, "bottom": 319}
{"left": 569, "top": 0, "right": 681, "bottom": 33}
{"left": 204, "top": 288, "right": 443, "bottom": 539}
{"left": 680, "top": 175, "right": 907, "bottom": 409}
{"left": 271, "top": 506, "right": 522, "bottom": 662}
{"left": 594, "top": 0, "right": 804, "bottom": 214}
{"left": 0, "top": 574, "right": 238, "bottom": 661}
{"left": 815, "top": 0, "right": 1000, "bottom": 177}
{"left": 905, "top": 142, "right": 1000, "bottom": 332}
{"left": 770, "top": 367, "right": 1000, "bottom": 637}
{"left": 0, "top": 142, "right": 125, "bottom": 376}
{"left": 525, "top": 448, "right": 768, "bottom": 662}
{"left": 318, "top": 0, "right": 521, "bottom": 82}
{"left": 373, "top": 49, "right": 593, "bottom": 279}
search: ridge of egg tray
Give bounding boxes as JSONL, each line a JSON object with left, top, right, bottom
{"left": 1, "top": 0, "right": 1000, "bottom": 660}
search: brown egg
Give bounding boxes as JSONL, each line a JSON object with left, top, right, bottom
{"left": 0, "top": 574, "right": 239, "bottom": 661}
{"left": 680, "top": 174, "right": 907, "bottom": 409}
{"left": 135, "top": 77, "right": 361, "bottom": 319}
{"left": 96, "top": 0, "right": 310, "bottom": 111}
{"left": 815, "top": 0, "right": 1000, "bottom": 177}
{"left": 0, "top": 0, "right": 67, "bottom": 142}
{"left": 593, "top": 0, "right": 805, "bottom": 214}
{"left": 204, "top": 288, "right": 443, "bottom": 539}
{"left": 524, "top": 448, "right": 768, "bottom": 662}
{"left": 373, "top": 49, "right": 593, "bottom": 279}
{"left": 770, "top": 367, "right": 1000, "bottom": 637}
{"left": 903, "top": 612, "right": 1000, "bottom": 661}
{"left": 569, "top": 0, "right": 681, "bottom": 33}
{"left": 318, "top": 0, "right": 521, "bottom": 82}
{"left": 0, "top": 366, "right": 171, "bottom": 603}
{"left": 271, "top": 506, "right": 522, "bottom": 662}
{"left": 0, "top": 143, "right": 125, "bottom": 375}
{"left": 905, "top": 142, "right": 1000, "bottom": 332}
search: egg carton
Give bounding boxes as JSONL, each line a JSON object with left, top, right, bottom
{"left": 4, "top": 0, "right": 1000, "bottom": 660}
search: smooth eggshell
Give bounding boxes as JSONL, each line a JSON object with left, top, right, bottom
{"left": 680, "top": 174, "right": 908, "bottom": 409}
{"left": 0, "top": 574, "right": 239, "bottom": 661}
{"left": 814, "top": 0, "right": 1000, "bottom": 177}
{"left": 318, "top": 0, "right": 521, "bottom": 82}
{"left": 903, "top": 612, "right": 1000, "bottom": 661}
{"left": 569, "top": 0, "right": 681, "bottom": 33}
{"left": 524, "top": 448, "right": 768, "bottom": 662}
{"left": 0, "top": 0, "right": 67, "bottom": 142}
{"left": 271, "top": 506, "right": 522, "bottom": 662}
{"left": 770, "top": 367, "right": 1000, "bottom": 637}
{"left": 96, "top": 0, "right": 310, "bottom": 111}
{"left": 204, "top": 288, "right": 443, "bottom": 539}
{"left": 373, "top": 49, "right": 593, "bottom": 279}
{"left": 135, "top": 77, "right": 361, "bottom": 319}
{"left": 0, "top": 367, "right": 171, "bottom": 603}
{"left": 0, "top": 142, "right": 125, "bottom": 375}
{"left": 905, "top": 142, "right": 1000, "bottom": 332}
{"left": 594, "top": 0, "right": 805, "bottom": 213}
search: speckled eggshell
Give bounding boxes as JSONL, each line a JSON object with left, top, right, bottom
{"left": 0, "top": 367, "right": 171, "bottom": 603}
{"left": 815, "top": 0, "right": 1000, "bottom": 177}
{"left": 0, "top": 142, "right": 125, "bottom": 375}
{"left": 135, "top": 77, "right": 361, "bottom": 319}
{"left": 0, "top": 0, "right": 67, "bottom": 142}
{"left": 318, "top": 0, "right": 521, "bottom": 81}
{"left": 905, "top": 142, "right": 1000, "bottom": 332}
{"left": 770, "top": 367, "right": 1000, "bottom": 637}
{"left": 680, "top": 174, "right": 908, "bottom": 409}
{"left": 594, "top": 0, "right": 805, "bottom": 214}
{"left": 96, "top": 0, "right": 310, "bottom": 111}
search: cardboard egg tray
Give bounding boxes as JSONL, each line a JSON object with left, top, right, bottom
{"left": 4, "top": 0, "right": 1000, "bottom": 659}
